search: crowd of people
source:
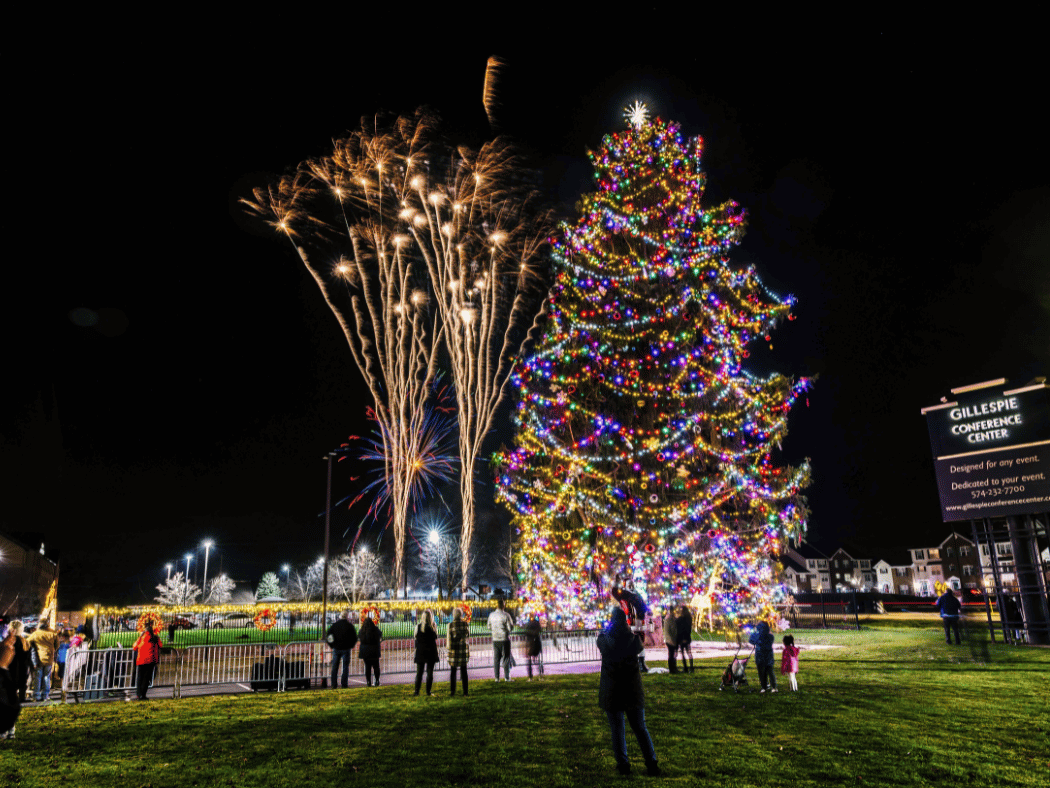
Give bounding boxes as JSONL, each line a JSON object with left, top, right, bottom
{"left": 0, "top": 616, "right": 85, "bottom": 740}
{"left": 3, "top": 601, "right": 811, "bottom": 776}
{"left": 322, "top": 598, "right": 537, "bottom": 697}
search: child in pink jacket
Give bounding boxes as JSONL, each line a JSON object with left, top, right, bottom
{"left": 781, "top": 634, "right": 801, "bottom": 691}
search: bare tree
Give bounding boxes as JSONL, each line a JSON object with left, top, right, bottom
{"left": 418, "top": 530, "right": 464, "bottom": 600}
{"left": 474, "top": 517, "right": 516, "bottom": 593}
{"left": 327, "top": 551, "right": 386, "bottom": 604}
{"left": 286, "top": 562, "right": 324, "bottom": 602}
{"left": 154, "top": 572, "right": 201, "bottom": 606}
{"left": 204, "top": 574, "right": 236, "bottom": 605}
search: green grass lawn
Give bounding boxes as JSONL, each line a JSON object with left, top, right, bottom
{"left": 6, "top": 622, "right": 1048, "bottom": 787}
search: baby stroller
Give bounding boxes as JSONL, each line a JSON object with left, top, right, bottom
{"left": 718, "top": 644, "right": 754, "bottom": 691}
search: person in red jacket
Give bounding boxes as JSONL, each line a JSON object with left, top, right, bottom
{"left": 132, "top": 622, "right": 163, "bottom": 700}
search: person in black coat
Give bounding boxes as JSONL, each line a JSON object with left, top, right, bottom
{"left": 597, "top": 607, "right": 660, "bottom": 777}
{"left": 935, "top": 588, "right": 962, "bottom": 645}
{"left": 358, "top": 616, "right": 383, "bottom": 687}
{"left": 9, "top": 623, "right": 31, "bottom": 704}
{"left": 325, "top": 611, "right": 359, "bottom": 689}
{"left": 524, "top": 616, "right": 544, "bottom": 680}
{"left": 413, "top": 610, "right": 439, "bottom": 696}
{"left": 1, "top": 625, "right": 23, "bottom": 738}
{"left": 675, "top": 606, "right": 694, "bottom": 673}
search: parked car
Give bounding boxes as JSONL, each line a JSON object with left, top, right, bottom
{"left": 169, "top": 616, "right": 197, "bottom": 630}
{"left": 210, "top": 613, "right": 254, "bottom": 629}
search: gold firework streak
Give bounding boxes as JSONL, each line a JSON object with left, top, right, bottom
{"left": 483, "top": 56, "right": 504, "bottom": 130}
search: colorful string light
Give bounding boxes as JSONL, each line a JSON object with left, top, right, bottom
{"left": 493, "top": 109, "right": 811, "bottom": 629}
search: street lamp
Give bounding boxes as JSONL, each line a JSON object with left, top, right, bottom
{"left": 184, "top": 553, "right": 193, "bottom": 606}
{"left": 201, "top": 539, "right": 214, "bottom": 604}
{"left": 428, "top": 529, "right": 444, "bottom": 600}
{"left": 165, "top": 563, "right": 173, "bottom": 581}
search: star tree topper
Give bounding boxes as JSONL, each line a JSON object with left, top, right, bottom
{"left": 625, "top": 101, "right": 649, "bottom": 130}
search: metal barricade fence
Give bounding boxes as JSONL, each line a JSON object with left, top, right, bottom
{"left": 61, "top": 629, "right": 605, "bottom": 701}
{"left": 62, "top": 647, "right": 140, "bottom": 700}
{"left": 177, "top": 643, "right": 283, "bottom": 696}
{"left": 287, "top": 629, "right": 603, "bottom": 685}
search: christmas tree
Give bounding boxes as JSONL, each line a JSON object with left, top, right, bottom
{"left": 493, "top": 104, "right": 811, "bottom": 628}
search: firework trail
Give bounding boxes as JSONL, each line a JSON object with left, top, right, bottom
{"left": 483, "top": 56, "right": 504, "bottom": 130}
{"left": 243, "top": 104, "right": 549, "bottom": 595}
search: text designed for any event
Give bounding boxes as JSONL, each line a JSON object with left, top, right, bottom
{"left": 949, "top": 453, "right": 1045, "bottom": 497}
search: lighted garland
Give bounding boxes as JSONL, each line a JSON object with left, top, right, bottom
{"left": 360, "top": 606, "right": 381, "bottom": 625}
{"left": 92, "top": 600, "right": 521, "bottom": 617}
{"left": 137, "top": 612, "right": 163, "bottom": 633}
{"left": 254, "top": 608, "right": 277, "bottom": 632}
{"left": 493, "top": 107, "right": 811, "bottom": 629}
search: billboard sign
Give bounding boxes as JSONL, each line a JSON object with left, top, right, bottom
{"left": 921, "top": 378, "right": 1050, "bottom": 521}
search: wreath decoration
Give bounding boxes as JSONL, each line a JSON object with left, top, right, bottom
{"left": 361, "top": 606, "right": 381, "bottom": 625}
{"left": 254, "top": 608, "right": 277, "bottom": 632}
{"left": 137, "top": 612, "right": 164, "bottom": 633}
{"left": 459, "top": 603, "right": 472, "bottom": 623}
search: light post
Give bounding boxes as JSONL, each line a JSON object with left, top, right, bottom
{"left": 322, "top": 452, "right": 335, "bottom": 631}
{"left": 165, "top": 563, "right": 173, "bottom": 582}
{"left": 352, "top": 546, "right": 370, "bottom": 604}
{"left": 429, "top": 529, "right": 442, "bottom": 600}
{"left": 201, "top": 539, "right": 214, "bottom": 604}
{"left": 184, "top": 553, "right": 193, "bottom": 606}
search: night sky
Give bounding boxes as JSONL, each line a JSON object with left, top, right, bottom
{"left": 8, "top": 30, "right": 1048, "bottom": 609}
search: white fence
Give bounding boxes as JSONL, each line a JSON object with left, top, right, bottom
{"left": 60, "top": 630, "right": 602, "bottom": 701}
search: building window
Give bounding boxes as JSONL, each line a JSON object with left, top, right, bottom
{"left": 946, "top": 547, "right": 955, "bottom": 557}
{"left": 961, "top": 546, "right": 971, "bottom": 557}
{"left": 914, "top": 550, "right": 925, "bottom": 560}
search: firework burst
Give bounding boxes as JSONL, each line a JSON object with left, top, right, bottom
{"left": 243, "top": 100, "right": 549, "bottom": 595}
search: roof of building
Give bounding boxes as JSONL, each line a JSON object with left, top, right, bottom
{"left": 779, "top": 554, "right": 809, "bottom": 574}
{"left": 873, "top": 548, "right": 914, "bottom": 567}
{"left": 789, "top": 541, "right": 829, "bottom": 560}
{"left": 939, "top": 531, "right": 975, "bottom": 548}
